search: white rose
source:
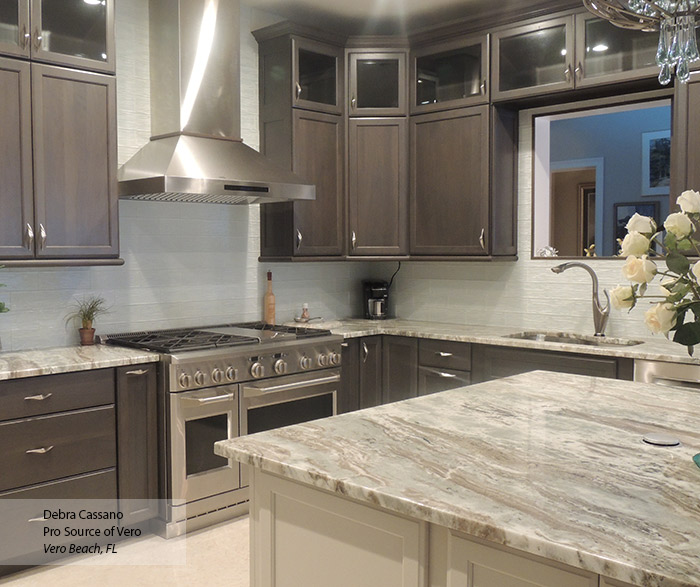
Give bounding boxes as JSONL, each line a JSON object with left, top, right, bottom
{"left": 660, "top": 278, "right": 675, "bottom": 297}
{"left": 677, "top": 189, "right": 700, "bottom": 213}
{"left": 621, "top": 255, "right": 657, "bottom": 284}
{"left": 625, "top": 213, "right": 656, "bottom": 234}
{"left": 619, "top": 231, "right": 650, "bottom": 257}
{"left": 609, "top": 285, "right": 635, "bottom": 310}
{"left": 664, "top": 212, "right": 694, "bottom": 238}
{"left": 644, "top": 303, "right": 677, "bottom": 334}
{"left": 692, "top": 261, "right": 700, "bottom": 282}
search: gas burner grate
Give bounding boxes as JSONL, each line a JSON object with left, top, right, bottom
{"left": 231, "top": 321, "right": 331, "bottom": 339}
{"left": 104, "top": 328, "right": 261, "bottom": 353}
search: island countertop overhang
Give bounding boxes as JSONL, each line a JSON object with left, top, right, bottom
{"left": 216, "top": 370, "right": 700, "bottom": 587}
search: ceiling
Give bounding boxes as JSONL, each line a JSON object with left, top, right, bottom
{"left": 244, "top": 0, "right": 579, "bottom": 36}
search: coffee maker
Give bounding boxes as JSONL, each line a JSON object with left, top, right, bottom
{"left": 363, "top": 280, "right": 389, "bottom": 320}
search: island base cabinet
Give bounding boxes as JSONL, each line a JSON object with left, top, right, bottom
{"left": 429, "top": 527, "right": 597, "bottom": 587}
{"left": 250, "top": 469, "right": 427, "bottom": 587}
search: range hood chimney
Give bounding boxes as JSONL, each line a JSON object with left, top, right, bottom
{"left": 118, "top": 0, "right": 314, "bottom": 204}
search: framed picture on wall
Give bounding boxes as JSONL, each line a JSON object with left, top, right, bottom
{"left": 614, "top": 201, "right": 660, "bottom": 254}
{"left": 642, "top": 130, "right": 671, "bottom": 196}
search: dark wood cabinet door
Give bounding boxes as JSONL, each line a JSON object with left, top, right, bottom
{"left": 471, "top": 345, "right": 620, "bottom": 384}
{"left": 0, "top": 0, "right": 30, "bottom": 59}
{"left": 292, "top": 36, "right": 344, "bottom": 115}
{"left": 116, "top": 364, "right": 158, "bottom": 525}
{"left": 348, "top": 51, "right": 407, "bottom": 117}
{"left": 348, "top": 118, "right": 408, "bottom": 256}
{"left": 410, "top": 105, "right": 490, "bottom": 255}
{"left": 292, "top": 109, "right": 344, "bottom": 256}
{"left": 382, "top": 336, "right": 417, "bottom": 404}
{"left": 0, "top": 57, "right": 33, "bottom": 258}
{"left": 672, "top": 70, "right": 700, "bottom": 197}
{"left": 339, "top": 339, "right": 360, "bottom": 414}
{"left": 359, "top": 336, "right": 383, "bottom": 409}
{"left": 31, "top": 64, "right": 118, "bottom": 258}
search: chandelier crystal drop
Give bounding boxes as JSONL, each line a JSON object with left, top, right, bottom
{"left": 583, "top": 0, "right": 700, "bottom": 84}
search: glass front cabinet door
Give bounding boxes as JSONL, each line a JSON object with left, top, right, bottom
{"left": 30, "top": 0, "right": 114, "bottom": 73}
{"left": 492, "top": 16, "right": 575, "bottom": 100}
{"left": 411, "top": 34, "right": 489, "bottom": 114}
{"left": 293, "top": 37, "right": 344, "bottom": 114}
{"left": 0, "top": 0, "right": 29, "bottom": 58}
{"left": 348, "top": 51, "right": 407, "bottom": 116}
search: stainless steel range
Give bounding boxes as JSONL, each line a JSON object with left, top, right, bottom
{"left": 101, "top": 322, "right": 342, "bottom": 537}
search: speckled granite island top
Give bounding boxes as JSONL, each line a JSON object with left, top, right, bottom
{"left": 0, "top": 345, "right": 160, "bottom": 381}
{"left": 216, "top": 370, "right": 700, "bottom": 587}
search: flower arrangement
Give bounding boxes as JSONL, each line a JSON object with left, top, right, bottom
{"left": 612, "top": 189, "right": 700, "bottom": 354}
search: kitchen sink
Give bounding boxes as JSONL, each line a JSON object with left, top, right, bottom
{"left": 504, "top": 331, "right": 644, "bottom": 347}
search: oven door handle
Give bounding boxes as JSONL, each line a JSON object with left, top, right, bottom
{"left": 181, "top": 392, "right": 236, "bottom": 405}
{"left": 244, "top": 374, "right": 340, "bottom": 397}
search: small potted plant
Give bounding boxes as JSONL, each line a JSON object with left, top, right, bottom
{"left": 65, "top": 295, "right": 109, "bottom": 346}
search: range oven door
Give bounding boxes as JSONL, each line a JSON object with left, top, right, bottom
{"left": 240, "top": 369, "right": 340, "bottom": 436}
{"left": 170, "top": 385, "right": 240, "bottom": 506}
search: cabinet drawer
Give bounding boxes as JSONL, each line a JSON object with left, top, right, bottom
{"left": 0, "top": 406, "right": 116, "bottom": 492}
{"left": 0, "top": 470, "right": 117, "bottom": 564}
{"left": 418, "top": 365, "right": 471, "bottom": 396}
{"left": 0, "top": 369, "right": 114, "bottom": 421}
{"left": 418, "top": 339, "right": 471, "bottom": 371}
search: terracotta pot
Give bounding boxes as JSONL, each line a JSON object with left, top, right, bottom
{"left": 79, "top": 328, "right": 96, "bottom": 346}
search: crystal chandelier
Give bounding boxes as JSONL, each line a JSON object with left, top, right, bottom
{"left": 583, "top": 0, "right": 700, "bottom": 84}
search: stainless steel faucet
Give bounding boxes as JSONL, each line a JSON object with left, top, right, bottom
{"left": 551, "top": 262, "right": 610, "bottom": 337}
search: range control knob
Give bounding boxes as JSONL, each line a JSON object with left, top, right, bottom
{"left": 299, "top": 356, "right": 313, "bottom": 370}
{"left": 250, "top": 362, "right": 265, "bottom": 379}
{"left": 211, "top": 368, "right": 223, "bottom": 384}
{"left": 193, "top": 370, "right": 205, "bottom": 386}
{"left": 317, "top": 354, "right": 329, "bottom": 367}
{"left": 225, "top": 366, "right": 237, "bottom": 381}
{"left": 179, "top": 373, "right": 192, "bottom": 389}
{"left": 274, "top": 359, "right": 288, "bottom": 375}
{"left": 329, "top": 352, "right": 341, "bottom": 366}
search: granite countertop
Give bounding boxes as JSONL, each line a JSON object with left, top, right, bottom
{"left": 216, "top": 370, "right": 700, "bottom": 587}
{"left": 0, "top": 345, "right": 160, "bottom": 381}
{"left": 306, "top": 318, "right": 700, "bottom": 365}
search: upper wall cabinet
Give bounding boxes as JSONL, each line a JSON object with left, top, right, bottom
{"left": 0, "top": 60, "right": 119, "bottom": 260}
{"left": 410, "top": 34, "right": 489, "bottom": 115}
{"left": 293, "top": 37, "right": 344, "bottom": 115}
{"left": 492, "top": 12, "right": 661, "bottom": 101}
{"left": 0, "top": 0, "right": 115, "bottom": 73}
{"left": 348, "top": 50, "right": 408, "bottom": 116}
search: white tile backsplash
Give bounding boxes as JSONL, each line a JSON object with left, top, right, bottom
{"left": 0, "top": 0, "right": 670, "bottom": 352}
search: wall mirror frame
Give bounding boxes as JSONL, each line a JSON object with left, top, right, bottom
{"left": 527, "top": 88, "right": 673, "bottom": 260}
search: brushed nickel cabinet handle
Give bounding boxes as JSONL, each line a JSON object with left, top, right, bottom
{"left": 25, "top": 223, "right": 34, "bottom": 250}
{"left": 340, "top": 342, "right": 349, "bottom": 348}
{"left": 436, "top": 352, "right": 453, "bottom": 357}
{"left": 296, "top": 228, "right": 303, "bottom": 249}
{"left": 564, "top": 64, "right": 572, "bottom": 82}
{"left": 39, "top": 224, "right": 47, "bottom": 249}
{"left": 362, "top": 342, "right": 369, "bottom": 363}
{"left": 125, "top": 369, "right": 149, "bottom": 376}
{"left": 21, "top": 25, "right": 30, "bottom": 49}
{"left": 575, "top": 61, "right": 583, "bottom": 81}
{"left": 351, "top": 230, "right": 357, "bottom": 250}
{"left": 24, "top": 393, "right": 52, "bottom": 401}
{"left": 480, "top": 79, "right": 487, "bottom": 95}
{"left": 351, "top": 95, "right": 356, "bottom": 109}
{"left": 33, "top": 28, "right": 42, "bottom": 51}
{"left": 26, "top": 446, "right": 54, "bottom": 454}
{"left": 437, "top": 371, "right": 457, "bottom": 378}
{"left": 479, "top": 228, "right": 486, "bottom": 251}
{"left": 295, "top": 82, "right": 302, "bottom": 100}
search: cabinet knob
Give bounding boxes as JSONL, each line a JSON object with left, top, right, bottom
{"left": 479, "top": 228, "right": 486, "bottom": 251}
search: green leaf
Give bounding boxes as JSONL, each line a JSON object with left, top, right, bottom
{"left": 673, "top": 321, "right": 700, "bottom": 347}
{"left": 665, "top": 231, "right": 678, "bottom": 250}
{"left": 666, "top": 251, "right": 691, "bottom": 275}
{"left": 638, "top": 283, "right": 647, "bottom": 296}
{"left": 689, "top": 302, "right": 700, "bottom": 321}
{"left": 0, "top": 302, "right": 7, "bottom": 313}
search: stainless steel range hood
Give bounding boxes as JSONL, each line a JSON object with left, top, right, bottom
{"left": 118, "top": 0, "right": 314, "bottom": 204}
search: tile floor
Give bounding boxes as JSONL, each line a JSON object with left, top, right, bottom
{"left": 0, "top": 515, "right": 249, "bottom": 587}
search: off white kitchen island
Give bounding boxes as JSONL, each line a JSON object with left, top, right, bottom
{"left": 215, "top": 371, "right": 700, "bottom": 587}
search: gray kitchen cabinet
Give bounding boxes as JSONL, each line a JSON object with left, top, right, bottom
{"left": 410, "top": 33, "right": 489, "bottom": 115}
{"left": 410, "top": 104, "right": 517, "bottom": 257}
{"left": 382, "top": 336, "right": 418, "bottom": 403}
{"left": 360, "top": 336, "right": 384, "bottom": 409}
{"left": 418, "top": 339, "right": 471, "bottom": 395}
{"left": 471, "top": 344, "right": 634, "bottom": 383}
{"left": 348, "top": 117, "right": 408, "bottom": 256}
{"left": 347, "top": 49, "right": 408, "bottom": 117}
{"left": 672, "top": 70, "right": 700, "bottom": 196}
{"left": 339, "top": 339, "right": 361, "bottom": 413}
{"left": 0, "top": 0, "right": 115, "bottom": 73}
{"left": 0, "top": 61, "right": 119, "bottom": 261}
{"left": 256, "top": 28, "right": 345, "bottom": 259}
{"left": 116, "top": 364, "right": 159, "bottom": 527}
